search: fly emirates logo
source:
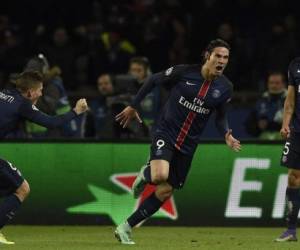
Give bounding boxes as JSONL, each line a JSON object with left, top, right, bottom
{"left": 178, "top": 96, "right": 210, "bottom": 114}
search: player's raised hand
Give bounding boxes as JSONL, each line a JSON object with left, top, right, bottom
{"left": 280, "top": 126, "right": 290, "bottom": 139}
{"left": 225, "top": 129, "right": 241, "bottom": 152}
{"left": 115, "top": 106, "right": 142, "bottom": 128}
{"left": 74, "top": 98, "right": 88, "bottom": 115}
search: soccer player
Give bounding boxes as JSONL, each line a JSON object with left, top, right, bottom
{"left": 276, "top": 58, "right": 300, "bottom": 242}
{"left": 114, "top": 39, "right": 241, "bottom": 244}
{"left": 0, "top": 71, "right": 88, "bottom": 244}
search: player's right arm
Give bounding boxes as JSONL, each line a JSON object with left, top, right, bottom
{"left": 280, "top": 85, "right": 295, "bottom": 139}
{"left": 280, "top": 59, "right": 298, "bottom": 139}
{"left": 116, "top": 65, "right": 187, "bottom": 127}
{"left": 20, "top": 98, "right": 88, "bottom": 128}
{"left": 115, "top": 106, "right": 142, "bottom": 128}
{"left": 130, "top": 65, "right": 187, "bottom": 109}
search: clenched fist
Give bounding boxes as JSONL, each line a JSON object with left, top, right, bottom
{"left": 280, "top": 126, "right": 290, "bottom": 139}
{"left": 73, "top": 98, "right": 88, "bottom": 115}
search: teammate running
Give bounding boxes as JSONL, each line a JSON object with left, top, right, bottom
{"left": 276, "top": 57, "right": 300, "bottom": 242}
{"left": 0, "top": 71, "right": 88, "bottom": 244}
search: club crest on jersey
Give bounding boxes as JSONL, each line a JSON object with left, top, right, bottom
{"left": 165, "top": 67, "right": 173, "bottom": 76}
{"left": 212, "top": 89, "right": 221, "bottom": 98}
{"left": 32, "top": 105, "right": 39, "bottom": 111}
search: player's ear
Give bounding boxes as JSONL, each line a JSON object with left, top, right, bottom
{"left": 205, "top": 51, "right": 210, "bottom": 61}
{"left": 26, "top": 89, "right": 32, "bottom": 99}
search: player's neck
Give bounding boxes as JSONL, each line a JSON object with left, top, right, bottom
{"left": 201, "top": 64, "right": 217, "bottom": 80}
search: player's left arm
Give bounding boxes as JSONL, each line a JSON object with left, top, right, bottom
{"left": 130, "top": 65, "right": 188, "bottom": 109}
{"left": 20, "top": 98, "right": 88, "bottom": 128}
{"left": 215, "top": 102, "right": 229, "bottom": 136}
{"left": 225, "top": 129, "right": 241, "bottom": 152}
{"left": 215, "top": 98, "right": 241, "bottom": 152}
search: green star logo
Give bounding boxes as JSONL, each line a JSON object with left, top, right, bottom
{"left": 67, "top": 173, "right": 178, "bottom": 225}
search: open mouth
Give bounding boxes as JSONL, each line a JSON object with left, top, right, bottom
{"left": 216, "top": 66, "right": 223, "bottom": 71}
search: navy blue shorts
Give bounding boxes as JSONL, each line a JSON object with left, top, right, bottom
{"left": 281, "top": 132, "right": 300, "bottom": 169}
{"left": 0, "top": 158, "right": 24, "bottom": 197}
{"left": 149, "top": 134, "right": 193, "bottom": 189}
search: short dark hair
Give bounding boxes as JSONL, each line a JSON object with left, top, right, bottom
{"left": 97, "top": 73, "right": 113, "bottom": 84}
{"left": 129, "top": 57, "right": 150, "bottom": 70}
{"left": 267, "top": 71, "right": 286, "bottom": 83}
{"left": 202, "top": 39, "right": 230, "bottom": 63}
{"left": 205, "top": 39, "right": 231, "bottom": 53}
{"left": 15, "top": 71, "right": 43, "bottom": 92}
{"left": 24, "top": 54, "right": 50, "bottom": 75}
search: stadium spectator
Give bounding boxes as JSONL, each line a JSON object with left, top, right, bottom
{"left": 23, "top": 54, "right": 80, "bottom": 138}
{"left": 168, "top": 18, "right": 189, "bottom": 66}
{"left": 0, "top": 28, "right": 27, "bottom": 89}
{"left": 85, "top": 73, "right": 147, "bottom": 139}
{"left": 100, "top": 31, "right": 136, "bottom": 74}
{"left": 85, "top": 73, "right": 115, "bottom": 138}
{"left": 141, "top": 8, "right": 186, "bottom": 72}
{"left": 1, "top": 1, "right": 300, "bottom": 140}
{"left": 245, "top": 72, "right": 287, "bottom": 140}
{"left": 128, "top": 56, "right": 160, "bottom": 132}
{"left": 257, "top": 21, "right": 297, "bottom": 83}
{"left": 1, "top": 1, "right": 300, "bottom": 94}
{"left": 40, "top": 27, "right": 79, "bottom": 90}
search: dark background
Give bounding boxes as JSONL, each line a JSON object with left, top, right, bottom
{"left": 0, "top": 0, "right": 298, "bottom": 139}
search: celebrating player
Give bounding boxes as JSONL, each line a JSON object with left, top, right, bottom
{"left": 0, "top": 71, "right": 88, "bottom": 244}
{"left": 276, "top": 58, "right": 300, "bottom": 242}
{"left": 114, "top": 39, "right": 241, "bottom": 244}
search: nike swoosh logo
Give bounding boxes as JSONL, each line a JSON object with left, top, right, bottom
{"left": 186, "top": 81, "right": 196, "bottom": 86}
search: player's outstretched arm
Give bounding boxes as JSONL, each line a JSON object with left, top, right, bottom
{"left": 225, "top": 129, "right": 241, "bottom": 152}
{"left": 130, "top": 66, "right": 184, "bottom": 109}
{"left": 21, "top": 98, "right": 88, "bottom": 128}
{"left": 73, "top": 98, "right": 89, "bottom": 115}
{"left": 115, "top": 106, "right": 142, "bottom": 128}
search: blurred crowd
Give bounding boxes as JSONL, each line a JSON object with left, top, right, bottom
{"left": 0, "top": 0, "right": 297, "bottom": 139}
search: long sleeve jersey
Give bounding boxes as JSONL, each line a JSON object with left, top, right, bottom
{"left": 0, "top": 88, "right": 77, "bottom": 138}
{"left": 131, "top": 64, "right": 233, "bottom": 155}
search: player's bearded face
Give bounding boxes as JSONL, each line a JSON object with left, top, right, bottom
{"left": 207, "top": 47, "right": 229, "bottom": 76}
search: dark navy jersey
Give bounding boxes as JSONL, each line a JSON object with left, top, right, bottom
{"left": 0, "top": 88, "right": 76, "bottom": 138}
{"left": 131, "top": 64, "right": 233, "bottom": 155}
{"left": 288, "top": 58, "right": 300, "bottom": 132}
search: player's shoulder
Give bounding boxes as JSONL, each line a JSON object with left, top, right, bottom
{"left": 1, "top": 88, "right": 23, "bottom": 102}
{"left": 288, "top": 57, "right": 300, "bottom": 72}
{"left": 10, "top": 90, "right": 36, "bottom": 111}
{"left": 1, "top": 88, "right": 16, "bottom": 96}
{"left": 19, "top": 98, "right": 39, "bottom": 114}
{"left": 164, "top": 64, "right": 198, "bottom": 76}
{"left": 219, "top": 75, "right": 233, "bottom": 90}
